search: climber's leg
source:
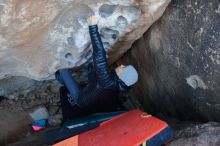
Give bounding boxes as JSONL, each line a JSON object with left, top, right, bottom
{"left": 55, "top": 69, "right": 81, "bottom": 100}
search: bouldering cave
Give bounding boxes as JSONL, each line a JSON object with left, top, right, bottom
{"left": 0, "top": 0, "right": 220, "bottom": 146}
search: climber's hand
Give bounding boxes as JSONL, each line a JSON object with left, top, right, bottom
{"left": 87, "top": 15, "right": 99, "bottom": 26}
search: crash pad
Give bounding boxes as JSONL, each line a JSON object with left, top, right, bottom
{"left": 54, "top": 109, "right": 173, "bottom": 146}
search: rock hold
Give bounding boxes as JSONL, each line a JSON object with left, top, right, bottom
{"left": 0, "top": 0, "right": 170, "bottom": 80}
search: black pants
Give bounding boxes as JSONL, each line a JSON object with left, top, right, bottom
{"left": 56, "top": 68, "right": 92, "bottom": 121}
{"left": 59, "top": 86, "right": 89, "bottom": 121}
{"left": 57, "top": 66, "right": 124, "bottom": 121}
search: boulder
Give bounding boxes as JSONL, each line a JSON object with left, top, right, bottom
{"left": 0, "top": 109, "right": 32, "bottom": 145}
{"left": 0, "top": 76, "right": 59, "bottom": 100}
{"left": 0, "top": 0, "right": 170, "bottom": 80}
{"left": 168, "top": 122, "right": 220, "bottom": 146}
{"left": 125, "top": 0, "right": 220, "bottom": 121}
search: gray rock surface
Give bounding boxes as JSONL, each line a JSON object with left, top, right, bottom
{"left": 0, "top": 0, "right": 170, "bottom": 80}
{"left": 168, "top": 122, "right": 220, "bottom": 146}
{"left": 125, "top": 0, "right": 220, "bottom": 121}
{"left": 0, "top": 110, "right": 32, "bottom": 146}
{"left": 29, "top": 106, "right": 49, "bottom": 121}
{"left": 0, "top": 76, "right": 58, "bottom": 97}
{"left": 0, "top": 81, "right": 62, "bottom": 145}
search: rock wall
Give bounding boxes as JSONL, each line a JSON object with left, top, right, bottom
{"left": 125, "top": 0, "right": 220, "bottom": 121}
{"left": 0, "top": 110, "right": 31, "bottom": 145}
{"left": 0, "top": 0, "right": 170, "bottom": 80}
{"left": 168, "top": 122, "right": 220, "bottom": 146}
{"left": 0, "top": 76, "right": 50, "bottom": 97}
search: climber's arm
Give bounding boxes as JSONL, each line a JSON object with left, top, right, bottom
{"left": 88, "top": 16, "right": 114, "bottom": 87}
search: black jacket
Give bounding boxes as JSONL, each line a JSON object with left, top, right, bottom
{"left": 56, "top": 25, "right": 129, "bottom": 115}
{"left": 75, "top": 25, "right": 129, "bottom": 112}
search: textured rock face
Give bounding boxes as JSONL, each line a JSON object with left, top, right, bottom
{"left": 125, "top": 0, "right": 220, "bottom": 121}
{"left": 0, "top": 0, "right": 170, "bottom": 80}
{"left": 168, "top": 123, "right": 220, "bottom": 146}
{"left": 0, "top": 110, "right": 31, "bottom": 145}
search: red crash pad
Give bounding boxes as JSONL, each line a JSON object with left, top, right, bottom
{"left": 54, "top": 109, "right": 169, "bottom": 146}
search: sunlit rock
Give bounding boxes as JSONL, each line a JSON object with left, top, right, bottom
{"left": 0, "top": 0, "right": 170, "bottom": 80}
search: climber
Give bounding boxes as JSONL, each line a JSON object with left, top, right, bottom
{"left": 55, "top": 15, "right": 138, "bottom": 121}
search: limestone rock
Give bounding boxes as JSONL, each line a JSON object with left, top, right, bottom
{"left": 125, "top": 0, "right": 220, "bottom": 121}
{"left": 0, "top": 0, "right": 170, "bottom": 80}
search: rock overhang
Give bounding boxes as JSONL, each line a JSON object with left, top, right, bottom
{"left": 0, "top": 0, "right": 170, "bottom": 80}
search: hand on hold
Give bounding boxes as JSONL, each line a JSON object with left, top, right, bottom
{"left": 87, "top": 15, "right": 100, "bottom": 26}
